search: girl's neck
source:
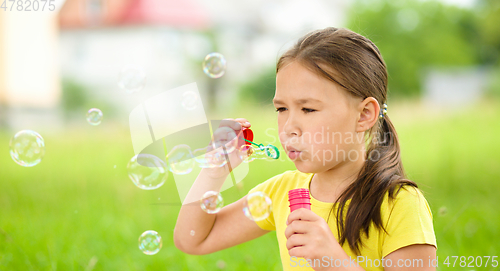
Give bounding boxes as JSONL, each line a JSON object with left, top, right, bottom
{"left": 309, "top": 156, "right": 365, "bottom": 203}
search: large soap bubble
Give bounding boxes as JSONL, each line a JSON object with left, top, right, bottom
{"left": 138, "top": 230, "right": 162, "bottom": 255}
{"left": 200, "top": 191, "right": 224, "bottom": 214}
{"left": 127, "top": 154, "right": 168, "bottom": 190}
{"left": 9, "top": 130, "right": 45, "bottom": 167}
{"left": 167, "top": 144, "right": 195, "bottom": 175}
{"left": 243, "top": 191, "right": 272, "bottom": 221}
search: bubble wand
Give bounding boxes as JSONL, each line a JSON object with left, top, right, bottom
{"left": 241, "top": 128, "right": 280, "bottom": 159}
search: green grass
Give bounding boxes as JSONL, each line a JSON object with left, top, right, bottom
{"left": 1, "top": 98, "right": 499, "bottom": 270}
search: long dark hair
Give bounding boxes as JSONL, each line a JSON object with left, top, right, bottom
{"left": 276, "top": 27, "right": 417, "bottom": 254}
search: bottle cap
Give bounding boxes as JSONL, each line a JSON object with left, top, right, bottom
{"left": 288, "top": 188, "right": 311, "bottom": 212}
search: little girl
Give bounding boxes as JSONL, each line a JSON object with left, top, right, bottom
{"left": 174, "top": 27, "right": 437, "bottom": 271}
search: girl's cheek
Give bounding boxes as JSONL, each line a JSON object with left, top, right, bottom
{"left": 278, "top": 130, "right": 287, "bottom": 144}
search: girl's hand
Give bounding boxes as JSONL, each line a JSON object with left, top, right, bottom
{"left": 203, "top": 118, "right": 251, "bottom": 179}
{"left": 285, "top": 208, "right": 345, "bottom": 271}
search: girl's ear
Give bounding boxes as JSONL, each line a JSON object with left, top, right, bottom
{"left": 355, "top": 97, "right": 380, "bottom": 133}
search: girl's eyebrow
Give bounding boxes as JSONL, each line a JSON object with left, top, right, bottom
{"left": 273, "top": 98, "right": 322, "bottom": 105}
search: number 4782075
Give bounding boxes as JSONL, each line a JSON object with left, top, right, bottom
{"left": 1, "top": 0, "right": 56, "bottom": 12}
{"left": 443, "top": 256, "right": 498, "bottom": 268}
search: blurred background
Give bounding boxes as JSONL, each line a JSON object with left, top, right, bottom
{"left": 1, "top": 0, "right": 499, "bottom": 270}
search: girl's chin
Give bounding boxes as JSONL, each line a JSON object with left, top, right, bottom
{"left": 293, "top": 160, "right": 319, "bottom": 173}
{"left": 293, "top": 159, "right": 338, "bottom": 173}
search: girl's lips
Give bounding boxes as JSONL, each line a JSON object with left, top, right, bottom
{"left": 287, "top": 150, "right": 302, "bottom": 160}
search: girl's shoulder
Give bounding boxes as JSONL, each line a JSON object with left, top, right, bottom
{"left": 381, "top": 185, "right": 434, "bottom": 221}
{"left": 379, "top": 185, "right": 437, "bottom": 257}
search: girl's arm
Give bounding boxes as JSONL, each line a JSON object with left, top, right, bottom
{"left": 174, "top": 118, "right": 270, "bottom": 255}
{"left": 174, "top": 169, "right": 270, "bottom": 255}
{"left": 385, "top": 244, "right": 436, "bottom": 271}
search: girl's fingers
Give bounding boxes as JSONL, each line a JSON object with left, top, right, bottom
{"left": 220, "top": 118, "right": 251, "bottom": 130}
{"left": 288, "top": 245, "right": 306, "bottom": 258}
{"left": 286, "top": 232, "right": 307, "bottom": 251}
{"left": 284, "top": 220, "right": 309, "bottom": 239}
{"left": 286, "top": 208, "right": 317, "bottom": 226}
{"left": 234, "top": 118, "right": 251, "bottom": 128}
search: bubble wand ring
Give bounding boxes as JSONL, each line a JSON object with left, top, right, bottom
{"left": 243, "top": 139, "right": 280, "bottom": 159}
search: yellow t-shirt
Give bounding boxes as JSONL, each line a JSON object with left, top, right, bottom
{"left": 248, "top": 170, "right": 437, "bottom": 271}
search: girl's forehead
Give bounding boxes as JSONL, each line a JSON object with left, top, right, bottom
{"left": 275, "top": 63, "right": 347, "bottom": 104}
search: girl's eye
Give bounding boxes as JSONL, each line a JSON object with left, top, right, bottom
{"left": 302, "top": 108, "right": 316, "bottom": 113}
{"left": 275, "top": 107, "right": 287, "bottom": 113}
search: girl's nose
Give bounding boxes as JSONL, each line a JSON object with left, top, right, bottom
{"left": 283, "top": 115, "right": 301, "bottom": 137}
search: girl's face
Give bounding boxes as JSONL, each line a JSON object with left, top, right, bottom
{"left": 274, "top": 61, "right": 365, "bottom": 173}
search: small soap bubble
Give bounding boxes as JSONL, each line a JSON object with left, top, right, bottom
{"left": 9, "top": 130, "right": 45, "bottom": 167}
{"left": 118, "top": 65, "right": 146, "bottom": 93}
{"left": 438, "top": 206, "right": 448, "bottom": 216}
{"left": 86, "top": 108, "right": 103, "bottom": 125}
{"left": 239, "top": 145, "right": 255, "bottom": 163}
{"left": 216, "top": 259, "right": 226, "bottom": 270}
{"left": 200, "top": 191, "right": 224, "bottom": 214}
{"left": 138, "top": 230, "right": 162, "bottom": 255}
{"left": 244, "top": 145, "right": 274, "bottom": 161}
{"left": 167, "top": 145, "right": 195, "bottom": 175}
{"left": 254, "top": 146, "right": 268, "bottom": 158}
{"left": 190, "top": 230, "right": 195, "bottom": 236}
{"left": 202, "top": 52, "right": 226, "bottom": 79}
{"left": 182, "top": 90, "right": 199, "bottom": 110}
{"left": 127, "top": 154, "right": 168, "bottom": 190}
{"left": 193, "top": 147, "right": 227, "bottom": 168}
{"left": 212, "top": 127, "right": 238, "bottom": 154}
{"left": 206, "top": 149, "right": 228, "bottom": 168}
{"left": 236, "top": 181, "right": 244, "bottom": 191}
{"left": 243, "top": 191, "right": 272, "bottom": 221}
{"left": 244, "top": 255, "right": 253, "bottom": 264}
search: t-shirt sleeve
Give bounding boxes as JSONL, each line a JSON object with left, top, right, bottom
{"left": 381, "top": 186, "right": 437, "bottom": 258}
{"left": 247, "top": 173, "right": 285, "bottom": 231}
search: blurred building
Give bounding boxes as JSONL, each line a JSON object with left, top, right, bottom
{"left": 1, "top": 0, "right": 348, "bottom": 131}
{"left": 0, "top": 8, "right": 63, "bottom": 132}
{"left": 57, "top": 0, "right": 348, "bottom": 116}
{"left": 423, "top": 67, "right": 488, "bottom": 109}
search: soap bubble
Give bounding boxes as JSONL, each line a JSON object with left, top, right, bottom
{"left": 127, "top": 154, "right": 168, "bottom": 190}
{"left": 86, "top": 108, "right": 103, "bottom": 125}
{"left": 236, "top": 181, "right": 244, "bottom": 191}
{"left": 239, "top": 145, "right": 255, "bottom": 163}
{"left": 239, "top": 145, "right": 276, "bottom": 162}
{"left": 182, "top": 90, "right": 198, "bottom": 110}
{"left": 193, "top": 147, "right": 227, "bottom": 168}
{"left": 118, "top": 65, "right": 146, "bottom": 93}
{"left": 9, "top": 130, "right": 45, "bottom": 167}
{"left": 438, "top": 206, "right": 448, "bottom": 216}
{"left": 190, "top": 230, "right": 195, "bottom": 236}
{"left": 200, "top": 191, "right": 223, "bottom": 214}
{"left": 216, "top": 260, "right": 226, "bottom": 270}
{"left": 138, "top": 230, "right": 162, "bottom": 255}
{"left": 212, "top": 126, "right": 238, "bottom": 154}
{"left": 243, "top": 191, "right": 272, "bottom": 221}
{"left": 167, "top": 144, "right": 195, "bottom": 175}
{"left": 205, "top": 150, "right": 228, "bottom": 168}
{"left": 254, "top": 146, "right": 268, "bottom": 158}
{"left": 202, "top": 53, "right": 226, "bottom": 79}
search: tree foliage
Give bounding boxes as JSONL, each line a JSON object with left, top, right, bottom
{"left": 347, "top": 0, "right": 483, "bottom": 97}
